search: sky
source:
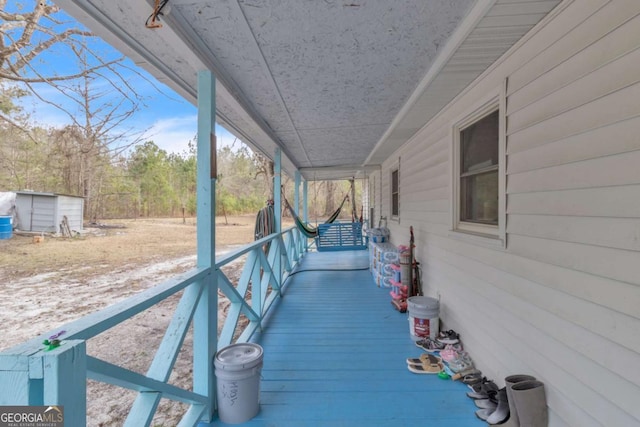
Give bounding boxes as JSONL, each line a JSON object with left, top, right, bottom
{"left": 11, "top": 2, "right": 240, "bottom": 155}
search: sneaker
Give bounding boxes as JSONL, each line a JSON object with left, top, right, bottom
{"left": 415, "top": 337, "right": 445, "bottom": 352}
{"left": 439, "top": 344, "right": 461, "bottom": 362}
{"left": 436, "top": 329, "right": 460, "bottom": 344}
{"left": 448, "top": 351, "right": 474, "bottom": 373}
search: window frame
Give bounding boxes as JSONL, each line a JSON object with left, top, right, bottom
{"left": 391, "top": 164, "right": 400, "bottom": 220}
{"left": 451, "top": 87, "right": 506, "bottom": 247}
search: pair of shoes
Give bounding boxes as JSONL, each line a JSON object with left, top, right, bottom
{"left": 475, "top": 394, "right": 498, "bottom": 411}
{"left": 439, "top": 344, "right": 464, "bottom": 362}
{"left": 436, "top": 329, "right": 460, "bottom": 344}
{"left": 458, "top": 371, "right": 484, "bottom": 385}
{"left": 406, "top": 353, "right": 443, "bottom": 374}
{"left": 476, "top": 387, "right": 510, "bottom": 424}
{"left": 467, "top": 379, "right": 499, "bottom": 399}
{"left": 415, "top": 337, "right": 445, "bottom": 352}
{"left": 447, "top": 351, "right": 473, "bottom": 373}
{"left": 451, "top": 368, "right": 481, "bottom": 381}
{"left": 406, "top": 353, "right": 442, "bottom": 366}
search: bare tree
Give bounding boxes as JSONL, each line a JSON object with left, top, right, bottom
{"left": 0, "top": 1, "right": 116, "bottom": 133}
{"left": 0, "top": 1, "right": 155, "bottom": 219}
{"left": 253, "top": 151, "right": 274, "bottom": 201}
{"left": 0, "top": 1, "right": 115, "bottom": 82}
{"left": 47, "top": 56, "right": 148, "bottom": 219}
{"left": 324, "top": 180, "right": 336, "bottom": 216}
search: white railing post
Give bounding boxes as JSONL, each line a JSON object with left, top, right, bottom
{"left": 194, "top": 69, "right": 217, "bottom": 422}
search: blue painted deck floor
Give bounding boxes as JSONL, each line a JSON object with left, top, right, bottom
{"left": 205, "top": 251, "right": 485, "bottom": 427}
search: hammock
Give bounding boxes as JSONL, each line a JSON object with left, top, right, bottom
{"left": 284, "top": 193, "right": 349, "bottom": 238}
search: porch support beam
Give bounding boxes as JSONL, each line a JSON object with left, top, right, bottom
{"left": 303, "top": 179, "right": 309, "bottom": 251}
{"left": 274, "top": 147, "right": 282, "bottom": 233}
{"left": 294, "top": 171, "right": 300, "bottom": 215}
{"left": 194, "top": 69, "right": 217, "bottom": 422}
{"left": 303, "top": 180, "right": 308, "bottom": 224}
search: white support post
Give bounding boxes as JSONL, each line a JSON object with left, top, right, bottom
{"left": 194, "top": 69, "right": 217, "bottom": 422}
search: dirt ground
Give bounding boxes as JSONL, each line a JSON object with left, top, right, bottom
{"left": 0, "top": 215, "right": 291, "bottom": 426}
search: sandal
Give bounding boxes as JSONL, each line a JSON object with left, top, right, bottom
{"left": 407, "top": 361, "right": 443, "bottom": 374}
{"left": 406, "top": 353, "right": 443, "bottom": 374}
{"left": 406, "top": 353, "right": 442, "bottom": 366}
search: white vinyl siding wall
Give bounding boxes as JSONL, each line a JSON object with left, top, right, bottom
{"left": 379, "top": 1, "right": 640, "bottom": 426}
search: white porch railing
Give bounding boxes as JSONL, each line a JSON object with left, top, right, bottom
{"left": 0, "top": 227, "right": 307, "bottom": 426}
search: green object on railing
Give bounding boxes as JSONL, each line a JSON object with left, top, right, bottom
{"left": 43, "top": 330, "right": 66, "bottom": 351}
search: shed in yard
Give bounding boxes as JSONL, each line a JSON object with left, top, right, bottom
{"left": 14, "top": 191, "right": 84, "bottom": 233}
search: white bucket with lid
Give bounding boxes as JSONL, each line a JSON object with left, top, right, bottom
{"left": 407, "top": 296, "right": 440, "bottom": 341}
{"left": 214, "top": 343, "right": 264, "bottom": 424}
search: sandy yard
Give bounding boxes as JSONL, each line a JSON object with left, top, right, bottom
{"left": 0, "top": 215, "right": 288, "bottom": 426}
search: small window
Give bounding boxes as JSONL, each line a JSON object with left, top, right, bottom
{"left": 391, "top": 168, "right": 399, "bottom": 217}
{"left": 460, "top": 110, "right": 499, "bottom": 225}
{"left": 451, "top": 88, "right": 505, "bottom": 246}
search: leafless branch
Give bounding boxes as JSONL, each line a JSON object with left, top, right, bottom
{"left": 0, "top": 111, "right": 39, "bottom": 144}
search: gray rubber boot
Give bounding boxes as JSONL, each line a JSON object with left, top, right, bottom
{"left": 495, "top": 374, "right": 537, "bottom": 427}
{"left": 511, "top": 380, "right": 548, "bottom": 427}
{"left": 486, "top": 388, "right": 510, "bottom": 425}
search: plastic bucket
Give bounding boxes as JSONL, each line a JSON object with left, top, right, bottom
{"left": 214, "top": 343, "right": 263, "bottom": 424}
{"left": 0, "top": 216, "right": 12, "bottom": 240}
{"left": 407, "top": 296, "right": 439, "bottom": 341}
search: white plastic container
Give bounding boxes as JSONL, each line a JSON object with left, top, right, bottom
{"left": 214, "top": 343, "right": 264, "bottom": 424}
{"left": 407, "top": 296, "right": 440, "bottom": 341}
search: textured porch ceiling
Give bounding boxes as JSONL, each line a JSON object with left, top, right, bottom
{"left": 54, "top": 0, "right": 562, "bottom": 180}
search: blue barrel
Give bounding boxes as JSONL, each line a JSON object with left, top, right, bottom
{"left": 0, "top": 216, "right": 12, "bottom": 240}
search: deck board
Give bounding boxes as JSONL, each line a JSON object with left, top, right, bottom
{"left": 202, "top": 251, "right": 485, "bottom": 426}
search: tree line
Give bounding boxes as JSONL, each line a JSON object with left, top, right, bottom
{"left": 0, "top": 120, "right": 361, "bottom": 221}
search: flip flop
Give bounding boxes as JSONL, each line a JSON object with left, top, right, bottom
{"left": 406, "top": 353, "right": 442, "bottom": 366}
{"left": 407, "top": 361, "right": 443, "bottom": 374}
